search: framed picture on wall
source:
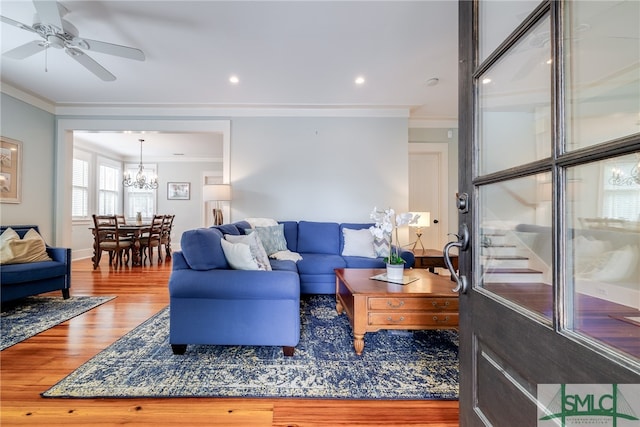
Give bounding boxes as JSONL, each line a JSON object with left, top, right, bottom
{"left": 167, "top": 182, "right": 190, "bottom": 200}
{"left": 0, "top": 137, "right": 22, "bottom": 204}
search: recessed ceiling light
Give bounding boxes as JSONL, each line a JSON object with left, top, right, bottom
{"left": 482, "top": 77, "right": 492, "bottom": 84}
{"left": 355, "top": 76, "right": 365, "bottom": 85}
{"left": 229, "top": 75, "right": 239, "bottom": 84}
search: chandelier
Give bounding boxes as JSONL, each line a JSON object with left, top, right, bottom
{"left": 609, "top": 155, "right": 640, "bottom": 186}
{"left": 123, "top": 139, "right": 158, "bottom": 190}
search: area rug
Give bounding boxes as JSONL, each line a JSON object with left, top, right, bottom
{"left": 42, "top": 295, "right": 459, "bottom": 400}
{"left": 1, "top": 295, "right": 116, "bottom": 351}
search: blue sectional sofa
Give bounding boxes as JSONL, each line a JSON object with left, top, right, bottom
{"left": 0, "top": 225, "right": 71, "bottom": 305}
{"left": 168, "top": 220, "right": 414, "bottom": 355}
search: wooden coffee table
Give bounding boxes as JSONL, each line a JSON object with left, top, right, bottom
{"left": 335, "top": 268, "right": 459, "bottom": 355}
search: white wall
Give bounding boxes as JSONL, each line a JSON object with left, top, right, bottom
{"left": 230, "top": 117, "right": 409, "bottom": 223}
{"left": 0, "top": 94, "right": 56, "bottom": 242}
{"left": 156, "top": 160, "right": 222, "bottom": 251}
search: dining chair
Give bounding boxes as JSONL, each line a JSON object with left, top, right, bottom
{"left": 92, "top": 214, "right": 133, "bottom": 269}
{"left": 139, "top": 214, "right": 164, "bottom": 265}
{"left": 160, "top": 214, "right": 175, "bottom": 260}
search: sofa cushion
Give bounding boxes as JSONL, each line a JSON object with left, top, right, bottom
{"left": 341, "top": 227, "right": 376, "bottom": 258}
{"left": 214, "top": 224, "right": 241, "bottom": 236}
{"left": 220, "top": 239, "right": 261, "bottom": 270}
{"left": 225, "top": 232, "right": 272, "bottom": 271}
{"left": 269, "top": 259, "right": 298, "bottom": 273}
{"left": 297, "top": 253, "right": 346, "bottom": 275}
{"left": 280, "top": 221, "right": 298, "bottom": 252}
{"left": 246, "top": 224, "right": 288, "bottom": 255}
{"left": 343, "top": 256, "right": 386, "bottom": 269}
{"left": 0, "top": 227, "right": 52, "bottom": 265}
{"left": 180, "top": 228, "right": 229, "bottom": 270}
{"left": 0, "top": 260, "right": 67, "bottom": 284}
{"left": 297, "top": 221, "right": 339, "bottom": 254}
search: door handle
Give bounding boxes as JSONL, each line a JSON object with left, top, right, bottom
{"left": 444, "top": 223, "right": 469, "bottom": 294}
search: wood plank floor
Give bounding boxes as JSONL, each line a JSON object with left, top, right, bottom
{"left": 0, "top": 258, "right": 460, "bottom": 426}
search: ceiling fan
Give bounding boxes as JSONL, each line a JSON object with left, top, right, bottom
{"left": 0, "top": 0, "right": 145, "bottom": 81}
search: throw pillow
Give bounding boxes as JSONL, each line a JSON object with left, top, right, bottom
{"left": 180, "top": 228, "right": 229, "bottom": 270}
{"left": 0, "top": 227, "right": 20, "bottom": 263}
{"left": 225, "top": 232, "right": 272, "bottom": 271}
{"left": 373, "top": 231, "right": 391, "bottom": 258}
{"left": 246, "top": 224, "right": 287, "bottom": 256}
{"left": 341, "top": 228, "right": 377, "bottom": 258}
{"left": 590, "top": 245, "right": 639, "bottom": 283}
{"left": 220, "top": 239, "right": 260, "bottom": 270}
{"left": 0, "top": 227, "right": 52, "bottom": 265}
{"left": 245, "top": 217, "right": 278, "bottom": 228}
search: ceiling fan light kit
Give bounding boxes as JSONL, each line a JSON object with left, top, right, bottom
{"left": 1, "top": 0, "right": 145, "bottom": 81}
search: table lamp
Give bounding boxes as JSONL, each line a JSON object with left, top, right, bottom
{"left": 203, "top": 184, "right": 232, "bottom": 225}
{"left": 409, "top": 212, "right": 431, "bottom": 251}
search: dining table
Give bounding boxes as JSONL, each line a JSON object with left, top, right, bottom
{"left": 91, "top": 223, "right": 150, "bottom": 267}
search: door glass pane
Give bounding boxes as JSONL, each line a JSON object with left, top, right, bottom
{"left": 564, "top": 0, "right": 640, "bottom": 150}
{"left": 478, "top": 0, "right": 540, "bottom": 63}
{"left": 478, "top": 173, "right": 553, "bottom": 322}
{"left": 567, "top": 153, "right": 640, "bottom": 360}
{"left": 478, "top": 15, "right": 552, "bottom": 176}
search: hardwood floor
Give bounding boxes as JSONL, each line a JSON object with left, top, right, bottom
{"left": 0, "top": 258, "right": 459, "bottom": 426}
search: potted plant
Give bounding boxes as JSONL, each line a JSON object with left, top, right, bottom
{"left": 369, "top": 207, "right": 420, "bottom": 280}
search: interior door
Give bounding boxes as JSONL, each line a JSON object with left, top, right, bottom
{"left": 457, "top": 1, "right": 640, "bottom": 425}
{"left": 409, "top": 145, "right": 448, "bottom": 249}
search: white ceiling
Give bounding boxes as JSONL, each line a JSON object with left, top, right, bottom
{"left": 0, "top": 0, "right": 459, "bottom": 120}
{"left": 73, "top": 131, "right": 223, "bottom": 160}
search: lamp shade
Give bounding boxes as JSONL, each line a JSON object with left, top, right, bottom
{"left": 409, "top": 212, "right": 431, "bottom": 228}
{"left": 203, "top": 184, "right": 232, "bottom": 201}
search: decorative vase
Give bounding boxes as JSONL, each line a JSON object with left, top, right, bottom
{"left": 386, "top": 263, "right": 404, "bottom": 281}
{"left": 136, "top": 212, "right": 142, "bottom": 225}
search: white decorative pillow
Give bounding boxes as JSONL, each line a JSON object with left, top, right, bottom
{"left": 342, "top": 228, "right": 377, "bottom": 258}
{"left": 220, "top": 239, "right": 260, "bottom": 270}
{"left": 0, "top": 227, "right": 52, "bottom": 265}
{"left": 590, "top": 245, "right": 639, "bottom": 283}
{"left": 245, "top": 217, "right": 278, "bottom": 228}
{"left": 246, "top": 224, "right": 288, "bottom": 256}
{"left": 225, "top": 233, "right": 272, "bottom": 271}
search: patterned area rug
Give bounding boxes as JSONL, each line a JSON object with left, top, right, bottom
{"left": 1, "top": 295, "right": 116, "bottom": 351}
{"left": 42, "top": 295, "right": 459, "bottom": 399}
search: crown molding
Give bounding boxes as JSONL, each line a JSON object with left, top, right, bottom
{"left": 1, "top": 83, "right": 56, "bottom": 114}
{"left": 54, "top": 104, "right": 411, "bottom": 118}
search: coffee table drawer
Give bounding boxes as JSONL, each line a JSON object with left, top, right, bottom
{"left": 368, "top": 312, "right": 458, "bottom": 327}
{"left": 368, "top": 297, "right": 458, "bottom": 312}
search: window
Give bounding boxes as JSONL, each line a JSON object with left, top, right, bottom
{"left": 602, "top": 155, "right": 640, "bottom": 222}
{"left": 124, "top": 163, "right": 157, "bottom": 220}
{"left": 72, "top": 157, "right": 89, "bottom": 219}
{"left": 98, "top": 160, "right": 121, "bottom": 215}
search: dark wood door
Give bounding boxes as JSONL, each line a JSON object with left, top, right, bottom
{"left": 457, "top": 1, "right": 640, "bottom": 425}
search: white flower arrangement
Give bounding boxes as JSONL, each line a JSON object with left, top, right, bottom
{"left": 369, "top": 207, "right": 420, "bottom": 265}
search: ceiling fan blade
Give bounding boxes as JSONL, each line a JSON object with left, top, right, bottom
{"left": 71, "top": 37, "right": 145, "bottom": 61}
{"left": 0, "top": 15, "right": 37, "bottom": 33}
{"left": 3, "top": 40, "right": 45, "bottom": 59}
{"left": 33, "top": 0, "right": 63, "bottom": 29}
{"left": 66, "top": 48, "right": 116, "bottom": 81}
